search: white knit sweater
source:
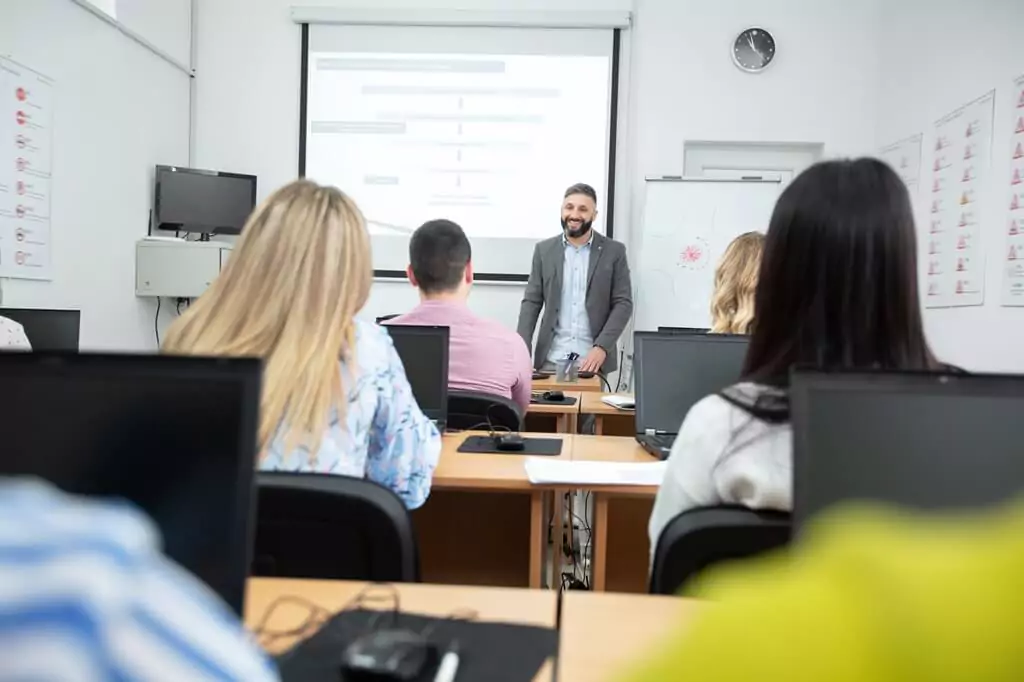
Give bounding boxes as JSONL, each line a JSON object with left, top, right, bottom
{"left": 648, "top": 383, "right": 792, "bottom": 550}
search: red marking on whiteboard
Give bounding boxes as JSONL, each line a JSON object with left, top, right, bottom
{"left": 679, "top": 245, "right": 703, "bottom": 263}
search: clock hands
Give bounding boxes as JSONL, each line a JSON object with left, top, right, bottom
{"left": 746, "top": 33, "right": 764, "bottom": 64}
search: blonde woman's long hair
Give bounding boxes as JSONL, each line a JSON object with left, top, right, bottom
{"left": 162, "top": 180, "right": 372, "bottom": 456}
{"left": 710, "top": 231, "right": 765, "bottom": 335}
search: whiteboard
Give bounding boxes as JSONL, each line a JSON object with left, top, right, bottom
{"left": 634, "top": 178, "right": 781, "bottom": 332}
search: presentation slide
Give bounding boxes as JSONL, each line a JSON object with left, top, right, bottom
{"left": 304, "top": 50, "right": 611, "bottom": 277}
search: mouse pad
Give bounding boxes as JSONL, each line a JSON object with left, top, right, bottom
{"left": 456, "top": 436, "right": 563, "bottom": 456}
{"left": 529, "top": 395, "right": 579, "bottom": 406}
{"left": 275, "top": 608, "right": 557, "bottom": 682}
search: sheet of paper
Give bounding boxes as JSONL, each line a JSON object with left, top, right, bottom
{"left": 1001, "top": 74, "right": 1024, "bottom": 305}
{"left": 524, "top": 458, "right": 666, "bottom": 486}
{"left": 600, "top": 394, "right": 635, "bottom": 410}
{"left": 879, "top": 133, "right": 923, "bottom": 191}
{"left": 0, "top": 57, "right": 54, "bottom": 280}
{"left": 924, "top": 90, "right": 995, "bottom": 309}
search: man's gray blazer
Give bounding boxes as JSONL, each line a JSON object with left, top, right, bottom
{"left": 516, "top": 231, "right": 633, "bottom": 374}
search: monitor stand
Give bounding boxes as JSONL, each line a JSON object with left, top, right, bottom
{"left": 198, "top": 232, "right": 212, "bottom": 242}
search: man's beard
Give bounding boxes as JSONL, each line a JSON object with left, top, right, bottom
{"left": 561, "top": 217, "right": 593, "bottom": 239}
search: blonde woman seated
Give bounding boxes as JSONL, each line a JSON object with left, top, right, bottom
{"left": 163, "top": 180, "right": 441, "bottom": 509}
{"left": 709, "top": 231, "right": 764, "bottom": 334}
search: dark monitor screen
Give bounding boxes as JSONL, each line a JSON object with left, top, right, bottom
{"left": 633, "top": 332, "right": 749, "bottom": 434}
{"left": 385, "top": 325, "right": 450, "bottom": 428}
{"left": 155, "top": 165, "right": 257, "bottom": 235}
{"left": 792, "top": 370, "right": 1024, "bottom": 533}
{"left": 0, "top": 353, "right": 261, "bottom": 614}
{"left": 0, "top": 308, "right": 80, "bottom": 351}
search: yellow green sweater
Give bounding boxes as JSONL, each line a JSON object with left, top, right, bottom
{"left": 626, "top": 504, "right": 1024, "bottom": 682}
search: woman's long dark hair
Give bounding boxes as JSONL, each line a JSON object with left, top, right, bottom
{"left": 742, "top": 158, "right": 938, "bottom": 385}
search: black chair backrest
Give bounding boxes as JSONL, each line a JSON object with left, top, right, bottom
{"left": 447, "top": 390, "right": 523, "bottom": 431}
{"left": 253, "top": 472, "right": 419, "bottom": 582}
{"left": 375, "top": 314, "right": 400, "bottom": 324}
{"left": 650, "top": 505, "right": 791, "bottom": 595}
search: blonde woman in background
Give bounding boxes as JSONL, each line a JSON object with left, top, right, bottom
{"left": 163, "top": 180, "right": 440, "bottom": 509}
{"left": 709, "top": 232, "right": 765, "bottom": 334}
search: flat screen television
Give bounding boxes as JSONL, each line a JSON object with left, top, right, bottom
{"left": 154, "top": 165, "right": 257, "bottom": 236}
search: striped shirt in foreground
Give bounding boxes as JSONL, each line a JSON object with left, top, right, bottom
{"left": 0, "top": 478, "right": 279, "bottom": 682}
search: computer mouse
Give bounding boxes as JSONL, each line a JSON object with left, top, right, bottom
{"left": 494, "top": 433, "right": 526, "bottom": 451}
{"left": 543, "top": 390, "right": 565, "bottom": 402}
{"left": 339, "top": 628, "right": 431, "bottom": 681}
{"left": 578, "top": 371, "right": 596, "bottom": 379}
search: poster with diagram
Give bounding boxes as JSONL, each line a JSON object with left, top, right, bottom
{"left": 924, "top": 90, "right": 995, "bottom": 308}
{"left": 1001, "top": 75, "right": 1024, "bottom": 305}
{"left": 879, "top": 133, "right": 923, "bottom": 191}
{"left": 0, "top": 56, "right": 54, "bottom": 280}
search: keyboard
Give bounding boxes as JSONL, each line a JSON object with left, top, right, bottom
{"left": 636, "top": 433, "right": 677, "bottom": 460}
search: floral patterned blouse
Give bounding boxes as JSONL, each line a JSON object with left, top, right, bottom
{"left": 259, "top": 319, "right": 441, "bottom": 509}
{"left": 0, "top": 316, "right": 31, "bottom": 350}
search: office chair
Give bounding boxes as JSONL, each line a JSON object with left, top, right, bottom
{"left": 253, "top": 472, "right": 419, "bottom": 582}
{"left": 375, "top": 314, "right": 400, "bottom": 324}
{"left": 650, "top": 505, "right": 791, "bottom": 595}
{"left": 447, "top": 390, "right": 523, "bottom": 431}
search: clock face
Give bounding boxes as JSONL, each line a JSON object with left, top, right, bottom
{"left": 732, "top": 27, "right": 776, "bottom": 73}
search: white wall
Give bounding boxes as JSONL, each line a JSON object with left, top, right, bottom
{"left": 1, "top": 0, "right": 191, "bottom": 350}
{"left": 875, "top": 0, "right": 1024, "bottom": 371}
{"left": 193, "top": 0, "right": 632, "bottom": 327}
{"left": 195, "top": 0, "right": 881, "bottom": 329}
{"left": 116, "top": 0, "right": 193, "bottom": 68}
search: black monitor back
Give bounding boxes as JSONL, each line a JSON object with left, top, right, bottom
{"left": 0, "top": 353, "right": 261, "bottom": 614}
{"left": 633, "top": 332, "right": 749, "bottom": 434}
{"left": 0, "top": 308, "right": 80, "bottom": 351}
{"left": 657, "top": 326, "right": 709, "bottom": 335}
{"left": 385, "top": 325, "right": 450, "bottom": 429}
{"left": 792, "top": 369, "right": 1024, "bottom": 534}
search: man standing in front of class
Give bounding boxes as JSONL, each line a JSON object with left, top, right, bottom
{"left": 517, "top": 183, "right": 633, "bottom": 377}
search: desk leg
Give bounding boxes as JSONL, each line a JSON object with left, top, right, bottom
{"left": 555, "top": 414, "right": 567, "bottom": 433}
{"left": 569, "top": 412, "right": 579, "bottom": 434}
{"left": 594, "top": 415, "right": 604, "bottom": 435}
{"left": 530, "top": 490, "right": 544, "bottom": 588}
{"left": 552, "top": 488, "right": 569, "bottom": 586}
{"left": 591, "top": 493, "right": 609, "bottom": 591}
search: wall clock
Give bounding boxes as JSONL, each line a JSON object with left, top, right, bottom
{"left": 732, "top": 27, "right": 776, "bottom": 73}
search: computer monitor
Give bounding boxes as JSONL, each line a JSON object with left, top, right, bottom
{"left": 0, "top": 308, "right": 80, "bottom": 351}
{"left": 791, "top": 369, "right": 1024, "bottom": 534}
{"left": 633, "top": 331, "right": 749, "bottom": 434}
{"left": 0, "top": 353, "right": 261, "bottom": 614}
{"left": 154, "top": 165, "right": 257, "bottom": 235}
{"left": 657, "top": 326, "right": 709, "bottom": 335}
{"left": 385, "top": 325, "right": 450, "bottom": 429}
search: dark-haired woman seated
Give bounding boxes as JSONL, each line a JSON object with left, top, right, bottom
{"left": 649, "top": 158, "right": 944, "bottom": 547}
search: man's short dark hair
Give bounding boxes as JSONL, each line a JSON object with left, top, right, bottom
{"left": 564, "top": 183, "right": 598, "bottom": 203}
{"left": 409, "top": 219, "right": 472, "bottom": 294}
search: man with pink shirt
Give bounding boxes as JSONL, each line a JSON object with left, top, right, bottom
{"left": 386, "top": 219, "right": 533, "bottom": 413}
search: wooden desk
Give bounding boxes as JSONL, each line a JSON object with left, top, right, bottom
{"left": 533, "top": 374, "right": 602, "bottom": 393}
{"left": 557, "top": 591, "right": 702, "bottom": 682}
{"left": 247, "top": 578, "right": 555, "bottom": 682}
{"left": 527, "top": 391, "right": 582, "bottom": 433}
{"left": 578, "top": 392, "right": 634, "bottom": 436}
{"left": 572, "top": 435, "right": 659, "bottom": 592}
{"left": 415, "top": 432, "right": 569, "bottom": 588}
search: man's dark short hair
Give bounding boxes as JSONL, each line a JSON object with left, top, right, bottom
{"left": 564, "top": 183, "right": 598, "bottom": 204}
{"left": 409, "top": 219, "right": 472, "bottom": 294}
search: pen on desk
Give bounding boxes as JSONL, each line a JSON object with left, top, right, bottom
{"left": 433, "top": 642, "right": 460, "bottom": 682}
